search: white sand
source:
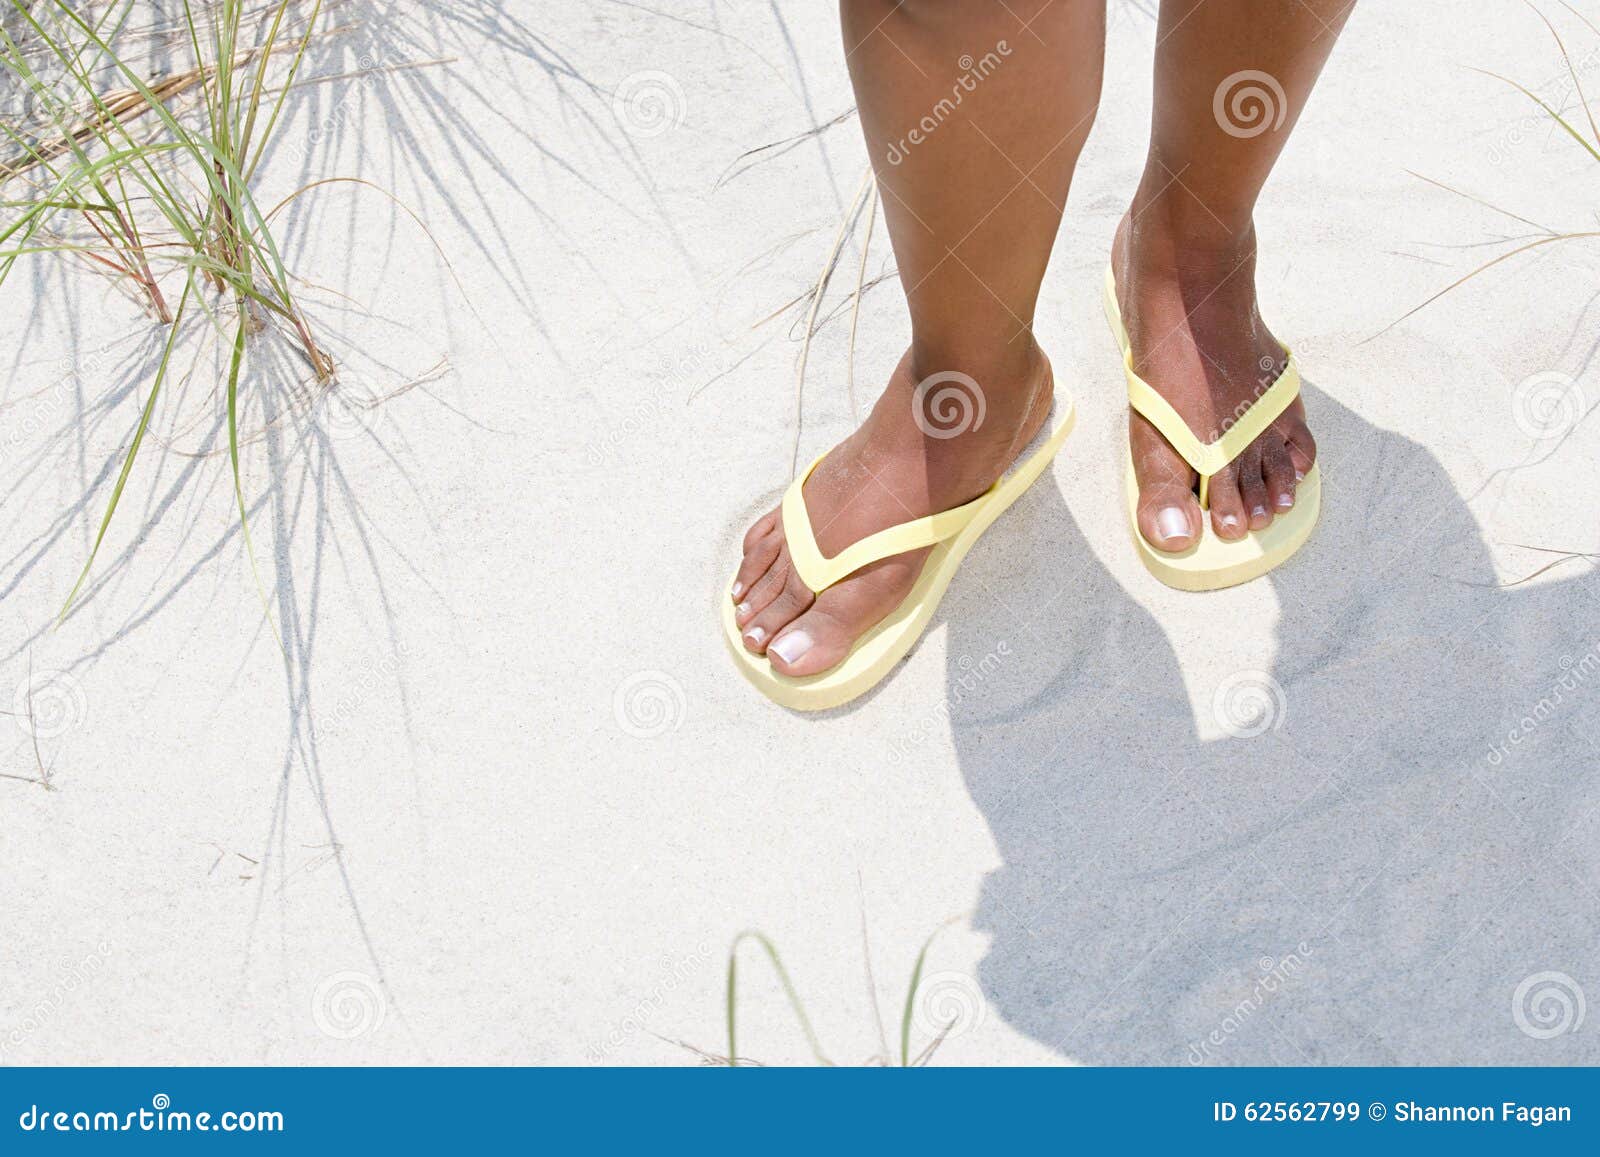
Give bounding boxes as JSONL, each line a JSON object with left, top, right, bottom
{"left": 2, "top": 0, "right": 1599, "bottom": 1065}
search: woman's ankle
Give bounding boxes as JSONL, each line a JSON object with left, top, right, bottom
{"left": 1121, "top": 217, "right": 1258, "bottom": 303}
{"left": 1124, "top": 175, "right": 1259, "bottom": 273}
{"left": 905, "top": 333, "right": 1047, "bottom": 400}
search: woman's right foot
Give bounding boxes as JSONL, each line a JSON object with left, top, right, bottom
{"left": 1112, "top": 211, "right": 1317, "bottom": 552}
{"left": 730, "top": 345, "right": 1053, "bottom": 679}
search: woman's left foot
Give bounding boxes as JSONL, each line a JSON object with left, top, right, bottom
{"left": 1112, "top": 209, "right": 1317, "bottom": 552}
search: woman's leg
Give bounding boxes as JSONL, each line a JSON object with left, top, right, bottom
{"left": 1115, "top": 0, "right": 1355, "bottom": 550}
{"left": 732, "top": 0, "right": 1104, "bottom": 676}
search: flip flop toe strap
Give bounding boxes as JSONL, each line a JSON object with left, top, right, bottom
{"left": 1124, "top": 348, "right": 1300, "bottom": 508}
{"left": 782, "top": 454, "right": 992, "bottom": 594}
{"left": 1105, "top": 264, "right": 1300, "bottom": 507}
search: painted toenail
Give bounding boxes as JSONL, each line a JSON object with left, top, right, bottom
{"left": 744, "top": 626, "right": 767, "bottom": 646}
{"left": 1251, "top": 505, "right": 1268, "bottom": 519}
{"left": 1156, "top": 507, "right": 1190, "bottom": 543}
{"left": 1220, "top": 514, "right": 1241, "bottom": 531}
{"left": 1295, "top": 468, "right": 1305, "bottom": 481}
{"left": 736, "top": 601, "right": 751, "bottom": 617}
{"left": 1275, "top": 492, "right": 1294, "bottom": 510}
{"left": 732, "top": 581, "right": 744, "bottom": 599}
{"left": 770, "top": 631, "right": 812, "bottom": 666}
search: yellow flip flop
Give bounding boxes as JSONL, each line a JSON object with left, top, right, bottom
{"left": 721, "top": 404, "right": 1075, "bottom": 711}
{"left": 1102, "top": 265, "right": 1319, "bottom": 592}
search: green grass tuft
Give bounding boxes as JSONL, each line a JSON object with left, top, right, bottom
{"left": 0, "top": 0, "right": 337, "bottom": 621}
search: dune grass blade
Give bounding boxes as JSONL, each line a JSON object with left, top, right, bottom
{"left": 1468, "top": 64, "right": 1600, "bottom": 166}
{"left": 1385, "top": 230, "right": 1600, "bottom": 336}
{"left": 58, "top": 277, "right": 193, "bottom": 619}
{"left": 1396, "top": 9, "right": 1600, "bottom": 330}
{"left": 1523, "top": 0, "right": 1600, "bottom": 149}
{"left": 0, "top": 12, "right": 174, "bottom": 318}
{"left": 898, "top": 927, "right": 944, "bottom": 1067}
{"left": 240, "top": 0, "right": 322, "bottom": 183}
{"left": 725, "top": 931, "right": 831, "bottom": 1068}
{"left": 1402, "top": 169, "right": 1554, "bottom": 236}
{"left": 789, "top": 167, "right": 872, "bottom": 478}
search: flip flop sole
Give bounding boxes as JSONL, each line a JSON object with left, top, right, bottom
{"left": 1123, "top": 457, "right": 1319, "bottom": 592}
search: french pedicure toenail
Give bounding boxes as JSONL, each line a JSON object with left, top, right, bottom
{"left": 769, "top": 631, "right": 812, "bottom": 666}
{"left": 744, "top": 625, "right": 767, "bottom": 646}
{"left": 732, "top": 582, "right": 744, "bottom": 599}
{"left": 1156, "top": 507, "right": 1190, "bottom": 544}
{"left": 1220, "top": 514, "right": 1241, "bottom": 531}
{"left": 1251, "top": 505, "right": 1269, "bottom": 519}
{"left": 735, "top": 601, "right": 751, "bottom": 617}
{"left": 1275, "top": 492, "right": 1294, "bottom": 510}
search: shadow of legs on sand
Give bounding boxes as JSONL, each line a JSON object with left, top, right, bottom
{"left": 949, "top": 377, "right": 1600, "bottom": 1065}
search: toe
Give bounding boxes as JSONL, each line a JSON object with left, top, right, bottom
{"left": 761, "top": 598, "right": 864, "bottom": 678}
{"left": 766, "top": 555, "right": 923, "bottom": 677}
{"left": 737, "top": 543, "right": 793, "bottom": 627}
{"left": 765, "top": 605, "right": 851, "bottom": 677}
{"left": 1130, "top": 412, "right": 1202, "bottom": 552}
{"left": 1286, "top": 439, "right": 1314, "bottom": 480}
{"left": 1262, "top": 437, "right": 1298, "bottom": 513}
{"left": 1236, "top": 446, "right": 1274, "bottom": 532}
{"left": 743, "top": 567, "right": 815, "bottom": 654}
{"left": 1137, "top": 481, "right": 1202, "bottom": 553}
{"left": 1207, "top": 463, "right": 1250, "bottom": 541}
{"left": 1281, "top": 398, "right": 1316, "bottom": 478}
{"left": 733, "top": 515, "right": 781, "bottom": 603}
{"left": 742, "top": 510, "right": 777, "bottom": 553}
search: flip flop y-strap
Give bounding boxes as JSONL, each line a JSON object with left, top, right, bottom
{"left": 1106, "top": 268, "right": 1299, "bottom": 507}
{"left": 781, "top": 454, "right": 993, "bottom": 594}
